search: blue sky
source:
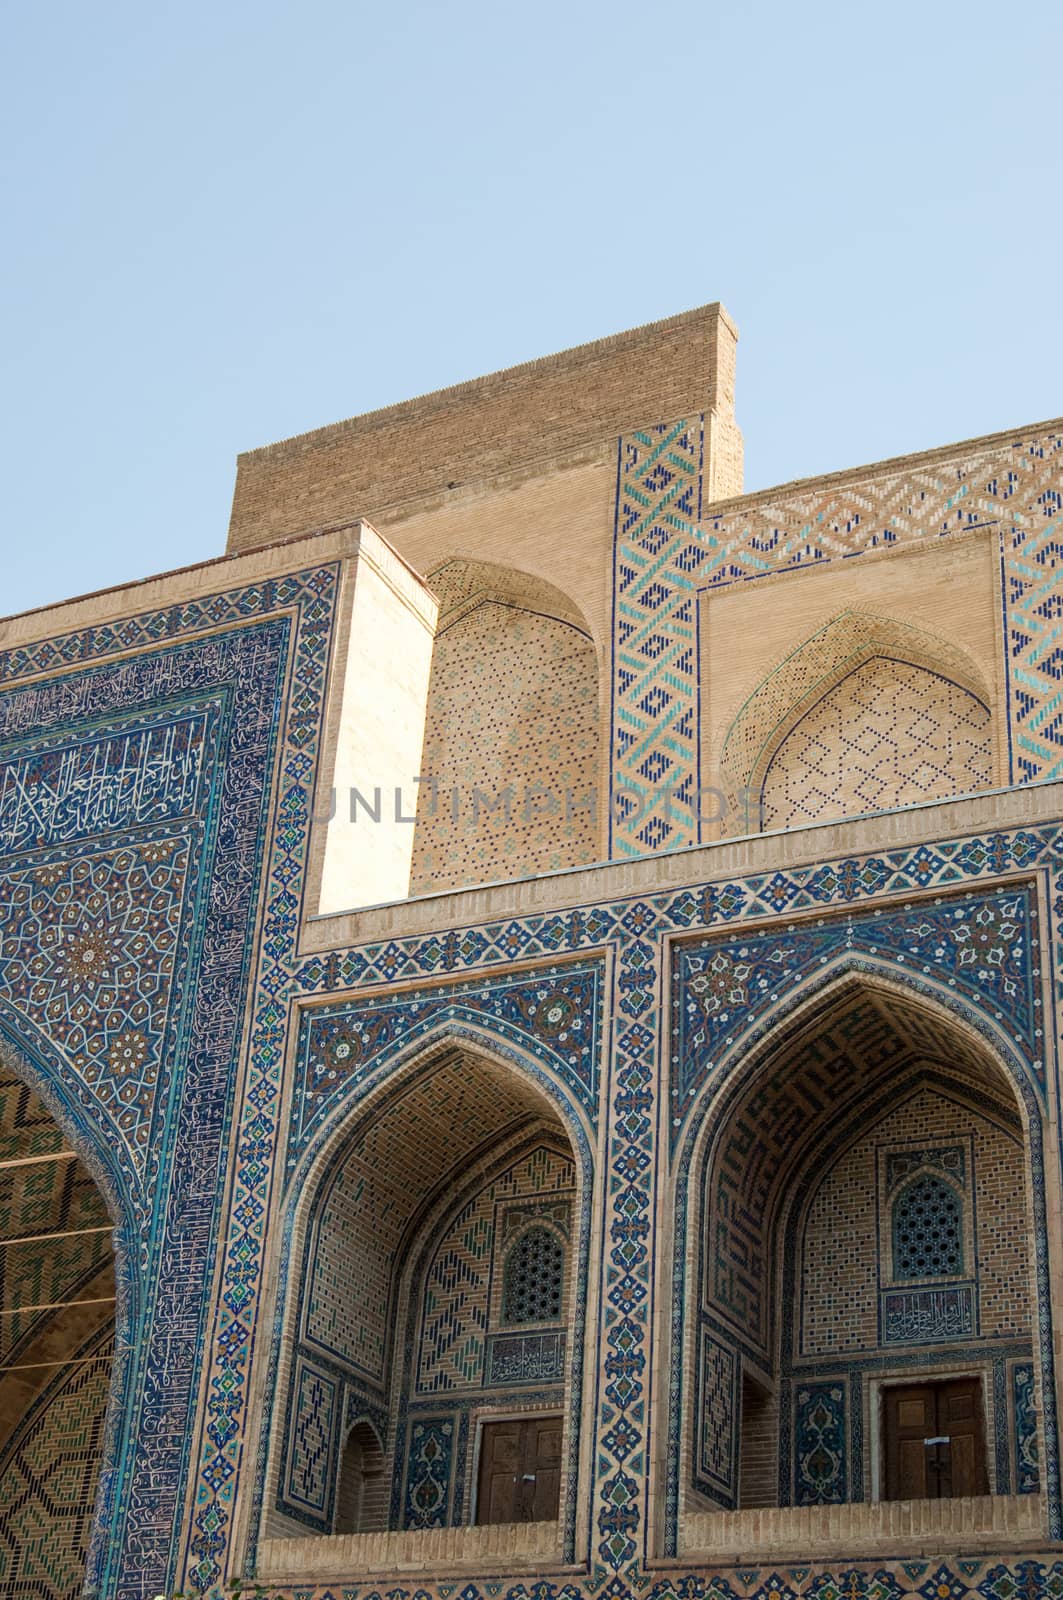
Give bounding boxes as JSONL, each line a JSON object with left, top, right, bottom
{"left": 2, "top": 1, "right": 1060, "bottom": 618}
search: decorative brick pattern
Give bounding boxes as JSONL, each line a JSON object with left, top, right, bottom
{"left": 287, "top": 1364, "right": 339, "bottom": 1517}
{"left": 718, "top": 612, "right": 995, "bottom": 829}
{"left": 760, "top": 658, "right": 992, "bottom": 830}
{"left": 411, "top": 562, "right": 600, "bottom": 893}
{"left": 418, "top": 1146, "right": 573, "bottom": 1393}
{"left": 697, "top": 1329, "right": 739, "bottom": 1505}
{"left": 0, "top": 1323, "right": 113, "bottom": 1600}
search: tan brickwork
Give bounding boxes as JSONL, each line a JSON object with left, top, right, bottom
{"left": 800, "top": 1086, "right": 1030, "bottom": 1356}
{"left": 410, "top": 596, "right": 600, "bottom": 893}
{"left": 760, "top": 657, "right": 993, "bottom": 833}
{"left": 415, "top": 1143, "right": 574, "bottom": 1395}
{"left": 305, "top": 1053, "right": 543, "bottom": 1380}
{"left": 227, "top": 306, "right": 741, "bottom": 553}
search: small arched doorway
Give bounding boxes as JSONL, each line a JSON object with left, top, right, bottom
{"left": 672, "top": 971, "right": 1047, "bottom": 1546}
{"left": 0, "top": 1050, "right": 117, "bottom": 1600}
{"left": 335, "top": 1420, "right": 386, "bottom": 1534}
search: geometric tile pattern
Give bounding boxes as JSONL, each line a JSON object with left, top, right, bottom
{"left": 418, "top": 1146, "right": 573, "bottom": 1393}
{"left": 287, "top": 1364, "right": 339, "bottom": 1517}
{"left": 0, "top": 1078, "right": 112, "bottom": 1364}
{"left": 0, "top": 1322, "right": 113, "bottom": 1600}
{"left": 269, "top": 836, "right": 1061, "bottom": 1596}
{"left": 672, "top": 884, "right": 1041, "bottom": 1152}
{"left": 719, "top": 611, "right": 995, "bottom": 827}
{"left": 6, "top": 550, "right": 1063, "bottom": 1600}
{"left": 0, "top": 572, "right": 334, "bottom": 1600}
{"left": 691, "top": 1068, "right": 1034, "bottom": 1511}
{"left": 774, "top": 1088, "right": 1033, "bottom": 1507}
{"left": 611, "top": 424, "right": 1063, "bottom": 855}
{"left": 0, "top": 837, "right": 191, "bottom": 1175}
{"left": 610, "top": 420, "right": 705, "bottom": 857}
{"left": 760, "top": 658, "right": 992, "bottom": 830}
{"left": 696, "top": 1329, "right": 739, "bottom": 1505}
{"left": 303, "top": 1067, "right": 555, "bottom": 1384}
{"left": 295, "top": 958, "right": 604, "bottom": 1163}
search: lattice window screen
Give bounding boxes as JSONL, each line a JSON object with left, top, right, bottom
{"left": 502, "top": 1227, "right": 564, "bottom": 1324}
{"left": 892, "top": 1174, "right": 963, "bottom": 1281}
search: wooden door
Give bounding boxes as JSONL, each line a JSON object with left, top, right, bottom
{"left": 884, "top": 1379, "right": 987, "bottom": 1501}
{"left": 477, "top": 1417, "right": 562, "bottom": 1524}
{"left": 937, "top": 1379, "right": 988, "bottom": 1497}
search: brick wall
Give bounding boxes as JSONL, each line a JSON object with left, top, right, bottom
{"left": 227, "top": 306, "right": 739, "bottom": 552}
{"left": 799, "top": 1085, "right": 1029, "bottom": 1357}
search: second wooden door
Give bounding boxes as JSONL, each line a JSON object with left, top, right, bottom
{"left": 476, "top": 1417, "right": 562, "bottom": 1525}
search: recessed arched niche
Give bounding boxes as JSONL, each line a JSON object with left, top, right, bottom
{"left": 667, "top": 970, "right": 1048, "bottom": 1557}
{"left": 0, "top": 1049, "right": 118, "bottom": 1600}
{"left": 258, "top": 1035, "right": 593, "bottom": 1579}
{"left": 715, "top": 611, "right": 998, "bottom": 839}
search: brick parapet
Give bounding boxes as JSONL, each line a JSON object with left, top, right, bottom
{"left": 226, "top": 304, "right": 740, "bottom": 551}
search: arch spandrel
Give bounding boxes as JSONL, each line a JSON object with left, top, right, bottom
{"left": 289, "top": 960, "right": 605, "bottom": 1174}
{"left": 669, "top": 882, "right": 1045, "bottom": 1161}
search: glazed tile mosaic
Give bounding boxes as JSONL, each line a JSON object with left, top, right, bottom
{"left": 609, "top": 422, "right": 1063, "bottom": 856}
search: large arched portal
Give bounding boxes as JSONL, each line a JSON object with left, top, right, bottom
{"left": 263, "top": 1038, "right": 589, "bottom": 1566}
{"left": 672, "top": 972, "right": 1047, "bottom": 1550}
{"left": 0, "top": 1051, "right": 117, "bottom": 1600}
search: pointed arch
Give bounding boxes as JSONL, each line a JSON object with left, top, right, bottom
{"left": 411, "top": 557, "right": 603, "bottom": 893}
{"left": 718, "top": 611, "right": 998, "bottom": 834}
{"left": 251, "top": 1020, "right": 594, "bottom": 1568}
{"left": 0, "top": 1012, "right": 138, "bottom": 1600}
{"left": 663, "top": 960, "right": 1056, "bottom": 1552}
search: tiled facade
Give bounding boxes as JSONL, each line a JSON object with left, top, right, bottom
{"left": 2, "top": 308, "right": 1063, "bottom": 1600}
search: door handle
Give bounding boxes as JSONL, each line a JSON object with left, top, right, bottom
{"left": 522, "top": 1473, "right": 537, "bottom": 1481}
{"left": 923, "top": 1436, "right": 950, "bottom": 1446}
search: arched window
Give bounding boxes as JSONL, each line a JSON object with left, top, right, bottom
{"left": 334, "top": 1420, "right": 386, "bottom": 1534}
{"left": 892, "top": 1173, "right": 963, "bottom": 1281}
{"left": 502, "top": 1227, "right": 565, "bottom": 1325}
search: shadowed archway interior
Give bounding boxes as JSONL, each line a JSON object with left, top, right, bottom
{"left": 682, "top": 977, "right": 1041, "bottom": 1524}
{"left": 0, "top": 1055, "right": 116, "bottom": 1600}
{"left": 267, "top": 1041, "right": 587, "bottom": 1551}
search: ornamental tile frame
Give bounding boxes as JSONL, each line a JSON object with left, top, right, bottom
{"left": 249, "top": 822, "right": 1063, "bottom": 1591}
{"left": 609, "top": 420, "right": 1063, "bottom": 857}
